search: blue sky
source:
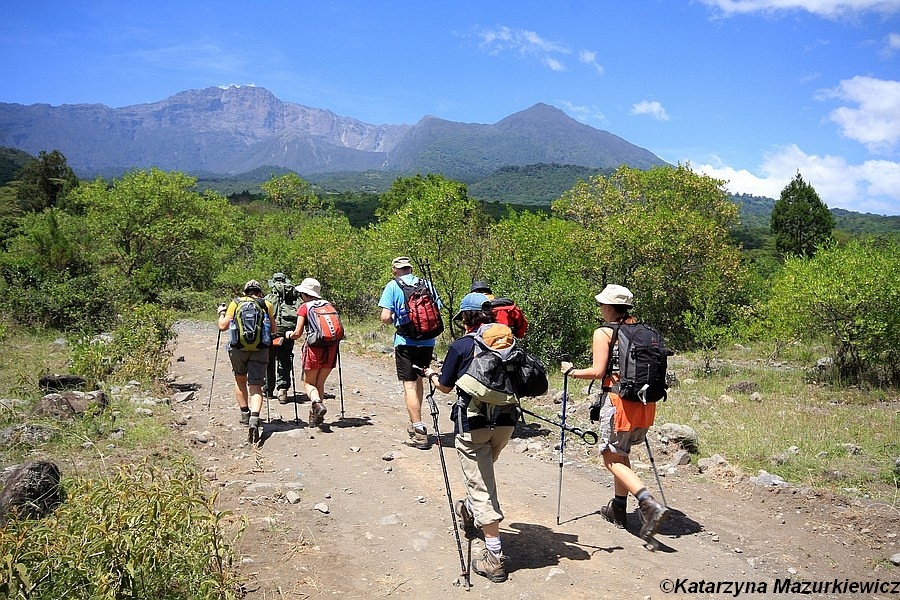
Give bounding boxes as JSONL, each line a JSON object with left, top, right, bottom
{"left": 2, "top": 1, "right": 899, "bottom": 215}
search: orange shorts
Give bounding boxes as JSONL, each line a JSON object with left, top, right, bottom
{"left": 302, "top": 343, "right": 338, "bottom": 370}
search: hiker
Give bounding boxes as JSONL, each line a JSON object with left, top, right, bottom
{"left": 470, "top": 281, "right": 528, "bottom": 339}
{"left": 423, "top": 292, "right": 515, "bottom": 583}
{"left": 378, "top": 256, "right": 441, "bottom": 450}
{"left": 217, "top": 279, "right": 277, "bottom": 443}
{"left": 265, "top": 272, "right": 299, "bottom": 404}
{"left": 560, "top": 284, "right": 669, "bottom": 544}
{"left": 287, "top": 277, "right": 339, "bottom": 428}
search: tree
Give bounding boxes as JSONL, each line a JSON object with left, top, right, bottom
{"left": 770, "top": 172, "right": 834, "bottom": 258}
{"left": 15, "top": 150, "right": 79, "bottom": 213}
{"left": 70, "top": 168, "right": 240, "bottom": 302}
{"left": 261, "top": 173, "right": 326, "bottom": 212}
{"left": 552, "top": 164, "right": 749, "bottom": 348}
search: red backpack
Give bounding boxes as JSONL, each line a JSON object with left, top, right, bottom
{"left": 490, "top": 298, "right": 528, "bottom": 339}
{"left": 395, "top": 277, "right": 444, "bottom": 340}
{"left": 305, "top": 300, "right": 345, "bottom": 346}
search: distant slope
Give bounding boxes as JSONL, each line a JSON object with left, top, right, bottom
{"left": 0, "top": 87, "right": 667, "bottom": 180}
{"left": 468, "top": 163, "right": 610, "bottom": 205}
{"left": 0, "top": 146, "right": 33, "bottom": 185}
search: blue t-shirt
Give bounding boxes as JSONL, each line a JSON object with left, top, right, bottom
{"left": 378, "top": 274, "right": 437, "bottom": 347}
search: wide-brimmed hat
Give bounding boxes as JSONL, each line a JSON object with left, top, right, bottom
{"left": 242, "top": 279, "right": 263, "bottom": 294}
{"left": 453, "top": 292, "right": 490, "bottom": 320}
{"left": 295, "top": 277, "right": 322, "bottom": 299}
{"left": 470, "top": 280, "right": 492, "bottom": 294}
{"left": 595, "top": 284, "right": 633, "bottom": 307}
{"left": 391, "top": 256, "right": 413, "bottom": 269}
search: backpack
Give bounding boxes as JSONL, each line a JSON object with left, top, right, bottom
{"left": 394, "top": 276, "right": 444, "bottom": 341}
{"left": 266, "top": 283, "right": 299, "bottom": 331}
{"left": 305, "top": 300, "right": 345, "bottom": 346}
{"left": 606, "top": 322, "right": 674, "bottom": 403}
{"left": 490, "top": 298, "right": 528, "bottom": 338}
{"left": 456, "top": 323, "right": 548, "bottom": 405}
{"left": 229, "top": 297, "right": 272, "bottom": 351}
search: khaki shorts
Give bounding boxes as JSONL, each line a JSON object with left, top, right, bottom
{"left": 228, "top": 346, "right": 269, "bottom": 386}
{"left": 596, "top": 395, "right": 649, "bottom": 455}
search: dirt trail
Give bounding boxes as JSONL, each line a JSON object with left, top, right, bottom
{"left": 169, "top": 320, "right": 898, "bottom": 599}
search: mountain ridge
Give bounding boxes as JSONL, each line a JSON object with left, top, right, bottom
{"left": 0, "top": 85, "right": 667, "bottom": 180}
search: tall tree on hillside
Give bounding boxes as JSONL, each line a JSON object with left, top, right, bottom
{"left": 770, "top": 172, "right": 834, "bottom": 258}
{"left": 261, "top": 173, "right": 326, "bottom": 212}
{"left": 15, "top": 149, "right": 80, "bottom": 213}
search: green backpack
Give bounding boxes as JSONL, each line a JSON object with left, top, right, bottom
{"left": 229, "top": 297, "right": 272, "bottom": 351}
{"left": 266, "top": 283, "right": 299, "bottom": 331}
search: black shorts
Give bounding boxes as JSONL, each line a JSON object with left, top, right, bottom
{"left": 394, "top": 345, "right": 434, "bottom": 381}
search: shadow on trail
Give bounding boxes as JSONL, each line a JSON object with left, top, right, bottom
{"left": 328, "top": 416, "right": 374, "bottom": 429}
{"left": 500, "top": 522, "right": 618, "bottom": 573}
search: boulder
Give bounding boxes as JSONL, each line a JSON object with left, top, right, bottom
{"left": 0, "top": 460, "right": 63, "bottom": 524}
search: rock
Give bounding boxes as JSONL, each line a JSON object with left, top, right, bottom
{"left": 38, "top": 374, "right": 87, "bottom": 392}
{"left": 841, "top": 443, "right": 861, "bottom": 456}
{"left": 313, "top": 502, "right": 330, "bottom": 514}
{"left": 698, "top": 453, "right": 729, "bottom": 473}
{"left": 726, "top": 381, "right": 759, "bottom": 394}
{"left": 285, "top": 491, "right": 302, "bottom": 504}
{"left": 718, "top": 393, "right": 736, "bottom": 405}
{"left": 62, "top": 390, "right": 108, "bottom": 414}
{"left": 545, "top": 567, "right": 566, "bottom": 580}
{"left": 748, "top": 392, "right": 762, "bottom": 402}
{"left": 657, "top": 423, "right": 699, "bottom": 452}
{"left": 890, "top": 553, "right": 900, "bottom": 566}
{"left": 671, "top": 449, "right": 692, "bottom": 466}
{"left": 382, "top": 451, "right": 405, "bottom": 461}
{"left": 0, "top": 460, "right": 63, "bottom": 524}
{"left": 173, "top": 391, "right": 194, "bottom": 403}
{"left": 816, "top": 356, "right": 833, "bottom": 370}
{"left": 749, "top": 469, "right": 790, "bottom": 487}
{"left": 32, "top": 394, "right": 76, "bottom": 420}
{"left": 0, "top": 424, "right": 54, "bottom": 448}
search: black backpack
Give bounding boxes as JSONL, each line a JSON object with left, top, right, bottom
{"left": 606, "top": 323, "right": 673, "bottom": 403}
{"left": 395, "top": 277, "right": 444, "bottom": 341}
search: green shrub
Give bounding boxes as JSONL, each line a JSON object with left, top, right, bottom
{"left": 764, "top": 238, "right": 900, "bottom": 387}
{"left": 0, "top": 461, "right": 241, "bottom": 600}
{"left": 68, "top": 304, "right": 177, "bottom": 385}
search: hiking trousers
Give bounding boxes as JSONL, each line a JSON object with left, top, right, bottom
{"left": 265, "top": 338, "right": 294, "bottom": 396}
{"left": 455, "top": 425, "right": 514, "bottom": 527}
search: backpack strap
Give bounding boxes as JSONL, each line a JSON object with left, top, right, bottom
{"left": 603, "top": 323, "right": 620, "bottom": 390}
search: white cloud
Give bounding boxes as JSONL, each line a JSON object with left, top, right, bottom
{"left": 474, "top": 26, "right": 603, "bottom": 76}
{"left": 883, "top": 32, "right": 900, "bottom": 56}
{"left": 693, "top": 144, "right": 900, "bottom": 215}
{"left": 700, "top": 0, "right": 900, "bottom": 18}
{"left": 630, "top": 100, "right": 670, "bottom": 121}
{"left": 579, "top": 49, "right": 605, "bottom": 75}
{"left": 558, "top": 100, "right": 607, "bottom": 125}
{"left": 820, "top": 76, "right": 900, "bottom": 152}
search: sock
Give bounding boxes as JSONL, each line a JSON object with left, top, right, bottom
{"left": 635, "top": 487, "right": 651, "bottom": 503}
{"left": 240, "top": 407, "right": 250, "bottom": 413}
{"left": 412, "top": 421, "right": 426, "bottom": 432}
{"left": 484, "top": 536, "right": 502, "bottom": 555}
{"left": 250, "top": 411, "right": 260, "bottom": 417}
{"left": 613, "top": 495, "right": 627, "bottom": 508}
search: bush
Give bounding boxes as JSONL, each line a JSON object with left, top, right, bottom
{"left": 69, "top": 304, "right": 177, "bottom": 385}
{"left": 0, "top": 461, "right": 241, "bottom": 600}
{"left": 764, "top": 238, "right": 900, "bottom": 387}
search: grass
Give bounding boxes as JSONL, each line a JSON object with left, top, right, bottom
{"left": 0, "top": 322, "right": 243, "bottom": 599}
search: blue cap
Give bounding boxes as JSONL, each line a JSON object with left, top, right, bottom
{"left": 453, "top": 292, "right": 490, "bottom": 320}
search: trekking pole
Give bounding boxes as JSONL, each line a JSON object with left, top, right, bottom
{"left": 518, "top": 406, "right": 598, "bottom": 445}
{"left": 418, "top": 367, "right": 470, "bottom": 589}
{"left": 644, "top": 436, "right": 668, "bottom": 507}
{"left": 207, "top": 328, "right": 223, "bottom": 411}
{"left": 337, "top": 343, "right": 345, "bottom": 419}
{"left": 556, "top": 371, "right": 570, "bottom": 525}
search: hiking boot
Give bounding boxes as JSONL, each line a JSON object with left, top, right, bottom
{"left": 455, "top": 499, "right": 479, "bottom": 540}
{"left": 600, "top": 499, "right": 627, "bottom": 528}
{"left": 309, "top": 401, "right": 327, "bottom": 427}
{"left": 277, "top": 389, "right": 289, "bottom": 404}
{"left": 638, "top": 495, "right": 669, "bottom": 541}
{"left": 471, "top": 548, "right": 507, "bottom": 583}
{"left": 239, "top": 411, "right": 251, "bottom": 425}
{"left": 406, "top": 423, "right": 430, "bottom": 450}
{"left": 248, "top": 416, "right": 261, "bottom": 444}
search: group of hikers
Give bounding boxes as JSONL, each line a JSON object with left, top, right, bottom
{"left": 215, "top": 257, "right": 670, "bottom": 584}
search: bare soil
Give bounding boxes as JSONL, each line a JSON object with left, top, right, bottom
{"left": 169, "top": 320, "right": 899, "bottom": 599}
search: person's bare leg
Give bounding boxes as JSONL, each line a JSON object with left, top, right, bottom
{"left": 402, "top": 379, "right": 423, "bottom": 423}
{"left": 234, "top": 375, "right": 249, "bottom": 410}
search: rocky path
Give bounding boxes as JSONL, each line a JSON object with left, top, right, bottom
{"left": 168, "top": 320, "right": 898, "bottom": 599}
